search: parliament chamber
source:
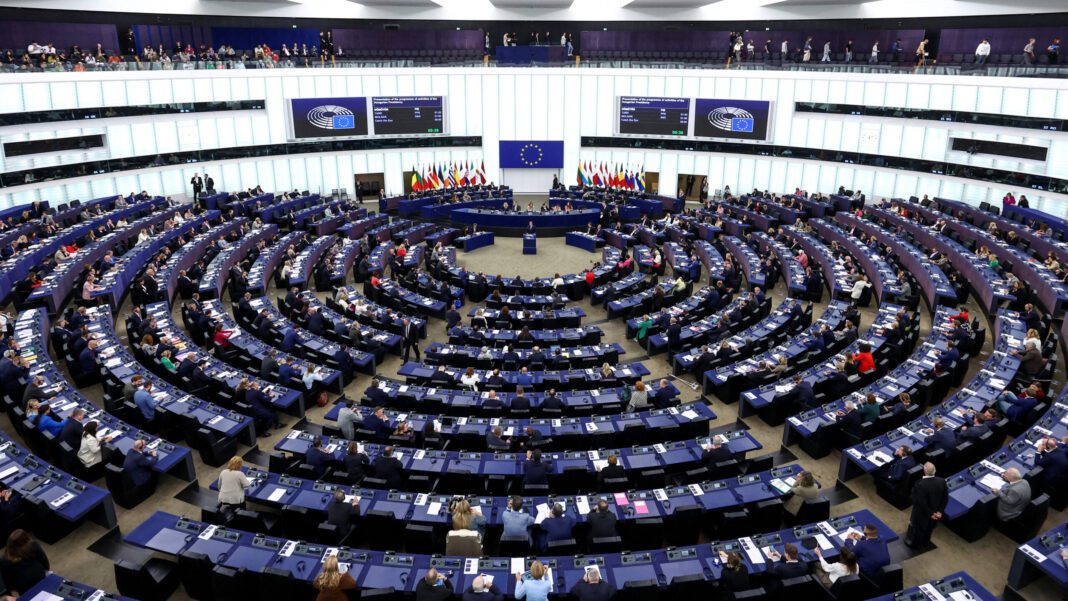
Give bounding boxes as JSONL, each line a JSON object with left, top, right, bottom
{"left": 0, "top": 1, "right": 1066, "bottom": 600}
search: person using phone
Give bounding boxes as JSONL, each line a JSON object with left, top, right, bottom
{"left": 514, "top": 560, "right": 551, "bottom": 601}
{"left": 416, "top": 567, "right": 453, "bottom": 601}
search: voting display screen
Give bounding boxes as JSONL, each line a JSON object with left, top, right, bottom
{"left": 372, "top": 96, "right": 446, "bottom": 135}
{"left": 618, "top": 97, "right": 690, "bottom": 136}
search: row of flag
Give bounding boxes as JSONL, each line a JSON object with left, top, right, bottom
{"left": 577, "top": 162, "right": 647, "bottom": 192}
{"left": 410, "top": 161, "right": 487, "bottom": 192}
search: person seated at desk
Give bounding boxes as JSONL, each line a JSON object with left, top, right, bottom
{"left": 313, "top": 555, "right": 356, "bottom": 601}
{"left": 1013, "top": 340, "right": 1046, "bottom": 377}
{"left": 936, "top": 340, "right": 961, "bottom": 373}
{"left": 880, "top": 445, "right": 917, "bottom": 483}
{"left": 363, "top": 406, "right": 392, "bottom": 439}
{"left": 540, "top": 389, "right": 564, "bottom": 413}
{"left": 31, "top": 404, "right": 65, "bottom": 437}
{"left": 884, "top": 392, "right": 914, "bottom": 416}
{"left": 858, "top": 393, "right": 880, "bottom": 424}
{"left": 957, "top": 413, "right": 990, "bottom": 442}
{"left": 1036, "top": 436, "right": 1068, "bottom": 491}
{"left": 514, "top": 560, "right": 552, "bottom": 601}
{"left": 587, "top": 499, "right": 618, "bottom": 540}
{"left": 511, "top": 387, "right": 531, "bottom": 413}
{"left": 483, "top": 390, "right": 504, "bottom": 410}
{"left": 277, "top": 357, "right": 300, "bottom": 388}
{"left": 540, "top": 503, "right": 575, "bottom": 547}
{"left": 452, "top": 498, "right": 487, "bottom": 542}
{"left": 845, "top": 523, "right": 890, "bottom": 578}
{"left": 245, "top": 380, "right": 281, "bottom": 435}
{"left": 523, "top": 449, "right": 549, "bottom": 486}
{"left": 416, "top": 568, "right": 454, "bottom": 601}
{"left": 326, "top": 488, "right": 360, "bottom": 540}
{"left": 783, "top": 470, "right": 819, "bottom": 515}
{"left": 58, "top": 407, "right": 86, "bottom": 449}
{"left": 700, "top": 439, "right": 733, "bottom": 467}
{"left": 651, "top": 378, "right": 679, "bottom": 409}
{"left": 391, "top": 421, "right": 416, "bottom": 444}
{"left": 341, "top": 441, "right": 370, "bottom": 483}
{"left": 596, "top": 454, "right": 626, "bottom": 488}
{"left": 77, "top": 420, "right": 114, "bottom": 471}
{"left": 502, "top": 495, "right": 536, "bottom": 542}
{"left": 21, "top": 375, "right": 51, "bottom": 405}
{"left": 489, "top": 424, "right": 510, "bottom": 448}
{"left": 305, "top": 437, "right": 334, "bottom": 478}
{"left": 372, "top": 446, "right": 403, "bottom": 488}
{"left": 813, "top": 545, "right": 859, "bottom": 586}
{"left": 995, "top": 387, "right": 1040, "bottom": 422}
{"left": 463, "top": 574, "right": 502, "bottom": 601}
{"left": 924, "top": 418, "right": 957, "bottom": 456}
{"left": 515, "top": 367, "right": 534, "bottom": 388}
{"left": 218, "top": 455, "right": 252, "bottom": 511}
{"left": 852, "top": 342, "right": 875, "bottom": 374}
{"left": 719, "top": 551, "right": 750, "bottom": 593}
{"left": 122, "top": 439, "right": 158, "bottom": 488}
{"left": 835, "top": 401, "right": 864, "bottom": 436}
{"left": 995, "top": 468, "right": 1032, "bottom": 522}
{"left": 569, "top": 565, "right": 616, "bottom": 601}
{"left": 0, "top": 529, "right": 49, "bottom": 597}
{"left": 765, "top": 543, "right": 809, "bottom": 591}
{"left": 337, "top": 398, "right": 361, "bottom": 440}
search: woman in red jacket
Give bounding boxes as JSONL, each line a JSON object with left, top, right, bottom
{"left": 852, "top": 342, "right": 875, "bottom": 374}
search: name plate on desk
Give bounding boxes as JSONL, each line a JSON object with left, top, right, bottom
{"left": 1018, "top": 544, "right": 1047, "bottom": 563}
{"left": 917, "top": 583, "right": 947, "bottom": 601}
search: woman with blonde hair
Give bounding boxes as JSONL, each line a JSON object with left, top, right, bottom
{"left": 451, "top": 498, "right": 487, "bottom": 539}
{"left": 313, "top": 555, "right": 356, "bottom": 601}
{"left": 600, "top": 363, "right": 613, "bottom": 378}
{"left": 217, "top": 455, "right": 251, "bottom": 510}
{"left": 514, "top": 559, "right": 552, "bottom": 601}
{"left": 784, "top": 470, "right": 819, "bottom": 516}
{"left": 1024, "top": 328, "right": 1042, "bottom": 350}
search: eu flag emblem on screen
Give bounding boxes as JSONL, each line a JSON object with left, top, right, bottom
{"left": 731, "top": 118, "right": 754, "bottom": 133}
{"left": 332, "top": 114, "right": 355, "bottom": 129}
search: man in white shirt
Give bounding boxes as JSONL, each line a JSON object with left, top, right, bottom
{"left": 781, "top": 40, "right": 789, "bottom": 60}
{"left": 822, "top": 41, "right": 832, "bottom": 62}
{"left": 870, "top": 41, "right": 879, "bottom": 63}
{"left": 975, "top": 39, "right": 991, "bottom": 65}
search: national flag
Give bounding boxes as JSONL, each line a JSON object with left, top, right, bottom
{"left": 576, "top": 165, "right": 585, "bottom": 186}
{"left": 452, "top": 163, "right": 461, "bottom": 187}
{"left": 477, "top": 160, "right": 487, "bottom": 185}
{"left": 438, "top": 164, "right": 446, "bottom": 188}
{"left": 637, "top": 167, "right": 646, "bottom": 192}
{"left": 460, "top": 161, "right": 469, "bottom": 187}
{"left": 410, "top": 167, "right": 421, "bottom": 192}
{"left": 591, "top": 164, "right": 601, "bottom": 187}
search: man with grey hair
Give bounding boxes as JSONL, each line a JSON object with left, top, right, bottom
{"left": 462, "top": 574, "right": 504, "bottom": 600}
{"left": 995, "top": 467, "right": 1032, "bottom": 521}
{"left": 569, "top": 565, "right": 616, "bottom": 601}
{"left": 906, "top": 462, "right": 947, "bottom": 548}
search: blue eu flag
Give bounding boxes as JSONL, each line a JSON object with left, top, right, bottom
{"left": 731, "top": 118, "right": 754, "bottom": 133}
{"left": 499, "top": 141, "right": 565, "bottom": 169}
{"left": 333, "top": 114, "right": 355, "bottom": 129}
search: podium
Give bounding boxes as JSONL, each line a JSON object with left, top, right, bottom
{"left": 523, "top": 234, "right": 537, "bottom": 255}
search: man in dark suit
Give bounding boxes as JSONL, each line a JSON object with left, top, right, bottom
{"left": 122, "top": 439, "right": 159, "bottom": 488}
{"left": 835, "top": 401, "right": 864, "bottom": 436}
{"left": 528, "top": 346, "right": 547, "bottom": 367}
{"left": 58, "top": 407, "right": 86, "bottom": 449}
{"left": 586, "top": 500, "right": 618, "bottom": 539}
{"left": 936, "top": 341, "right": 960, "bottom": 372}
{"left": 926, "top": 418, "right": 957, "bottom": 456}
{"left": 483, "top": 390, "right": 504, "bottom": 409}
{"left": 907, "top": 462, "right": 948, "bottom": 548}
{"left": 957, "top": 413, "right": 990, "bottom": 442}
{"left": 277, "top": 358, "right": 299, "bottom": 387}
{"left": 1036, "top": 436, "right": 1068, "bottom": 491}
{"left": 486, "top": 426, "right": 509, "bottom": 450}
{"left": 260, "top": 354, "right": 279, "bottom": 381}
{"left": 701, "top": 440, "right": 733, "bottom": 468}
{"left": 78, "top": 340, "right": 100, "bottom": 375}
{"left": 666, "top": 318, "right": 682, "bottom": 352}
{"left": 190, "top": 173, "right": 203, "bottom": 200}
{"left": 204, "top": 173, "right": 215, "bottom": 193}
{"left": 445, "top": 306, "right": 461, "bottom": 332}
{"left": 326, "top": 489, "right": 359, "bottom": 540}
{"left": 540, "top": 390, "right": 564, "bottom": 413}
{"left": 880, "top": 445, "right": 917, "bottom": 483}
{"left": 522, "top": 449, "right": 549, "bottom": 486}
{"left": 765, "top": 543, "right": 809, "bottom": 592}
{"left": 372, "top": 446, "right": 404, "bottom": 488}
{"left": 363, "top": 407, "right": 393, "bottom": 440}
{"left": 245, "top": 381, "right": 280, "bottom": 434}
{"left": 651, "top": 378, "right": 678, "bottom": 409}
{"left": 845, "top": 524, "right": 890, "bottom": 577}
{"left": 596, "top": 454, "right": 627, "bottom": 488}
{"left": 307, "top": 308, "right": 326, "bottom": 335}
{"left": 402, "top": 318, "right": 420, "bottom": 362}
{"left": 305, "top": 437, "right": 333, "bottom": 478}
{"left": 792, "top": 374, "right": 816, "bottom": 409}
{"left": 177, "top": 355, "right": 197, "bottom": 381}
{"left": 511, "top": 387, "right": 531, "bottom": 413}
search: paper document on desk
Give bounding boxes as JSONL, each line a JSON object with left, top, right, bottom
{"left": 680, "top": 409, "right": 699, "bottom": 420}
{"left": 814, "top": 533, "right": 834, "bottom": 551}
{"left": 838, "top": 528, "right": 861, "bottom": 542}
{"left": 267, "top": 488, "right": 287, "bottom": 502}
{"left": 534, "top": 503, "right": 550, "bottom": 525}
{"left": 867, "top": 451, "right": 893, "bottom": 466}
{"left": 575, "top": 495, "right": 591, "bottom": 515}
{"left": 978, "top": 473, "right": 1005, "bottom": 491}
{"left": 426, "top": 502, "right": 442, "bottom": 516}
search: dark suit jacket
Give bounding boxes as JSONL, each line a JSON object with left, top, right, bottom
{"left": 523, "top": 460, "right": 549, "bottom": 485}
{"left": 910, "top": 476, "right": 948, "bottom": 524}
{"left": 597, "top": 464, "right": 626, "bottom": 486}
{"left": 58, "top": 419, "right": 83, "bottom": 449}
{"left": 373, "top": 456, "right": 403, "bottom": 487}
{"left": 122, "top": 450, "right": 158, "bottom": 488}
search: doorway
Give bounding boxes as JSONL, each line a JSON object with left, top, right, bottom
{"left": 676, "top": 173, "right": 707, "bottom": 202}
{"left": 355, "top": 172, "right": 384, "bottom": 201}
